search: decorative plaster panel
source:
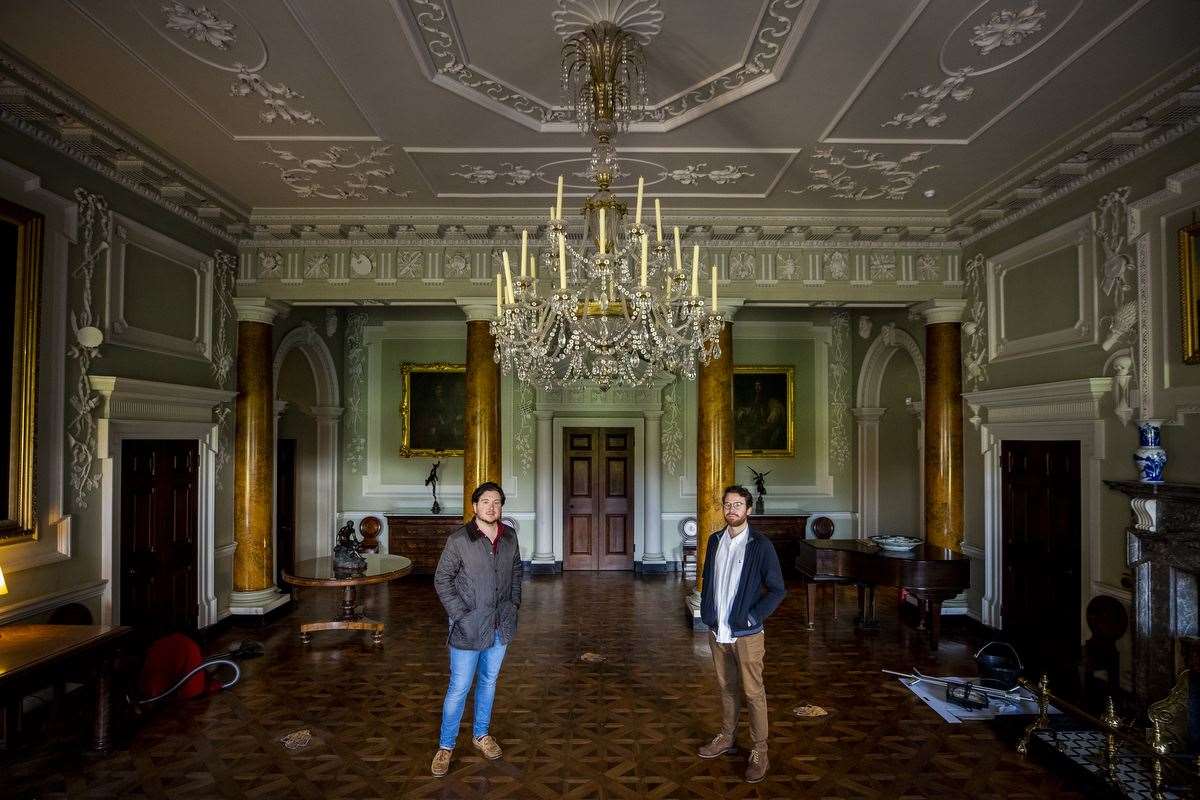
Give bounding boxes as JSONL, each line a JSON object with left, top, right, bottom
{"left": 104, "top": 213, "right": 214, "bottom": 361}
{"left": 986, "top": 212, "right": 1097, "bottom": 362}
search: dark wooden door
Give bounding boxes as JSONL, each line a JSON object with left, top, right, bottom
{"left": 276, "top": 439, "right": 297, "bottom": 587}
{"left": 120, "top": 439, "right": 199, "bottom": 633}
{"left": 564, "top": 428, "right": 634, "bottom": 571}
{"left": 1001, "top": 440, "right": 1081, "bottom": 687}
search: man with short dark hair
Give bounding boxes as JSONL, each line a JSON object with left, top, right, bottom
{"left": 430, "top": 481, "right": 522, "bottom": 777}
{"left": 697, "top": 484, "right": 787, "bottom": 783}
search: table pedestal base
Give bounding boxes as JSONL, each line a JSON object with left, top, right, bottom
{"left": 299, "top": 585, "right": 384, "bottom": 645}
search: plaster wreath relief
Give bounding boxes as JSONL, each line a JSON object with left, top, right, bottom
{"left": 788, "top": 148, "right": 938, "bottom": 201}
{"left": 263, "top": 144, "right": 411, "bottom": 201}
{"left": 829, "top": 311, "right": 851, "bottom": 471}
{"left": 823, "top": 251, "right": 849, "bottom": 281}
{"left": 210, "top": 249, "right": 236, "bottom": 387}
{"left": 1094, "top": 186, "right": 1139, "bottom": 424}
{"left": 68, "top": 188, "right": 112, "bottom": 510}
{"left": 343, "top": 311, "right": 368, "bottom": 473}
{"left": 162, "top": 3, "right": 236, "bottom": 49}
{"left": 961, "top": 253, "right": 989, "bottom": 394}
{"left": 883, "top": 2, "right": 1072, "bottom": 129}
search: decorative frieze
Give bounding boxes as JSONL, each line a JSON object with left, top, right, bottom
{"left": 828, "top": 311, "right": 851, "bottom": 471}
{"left": 343, "top": 311, "right": 368, "bottom": 473}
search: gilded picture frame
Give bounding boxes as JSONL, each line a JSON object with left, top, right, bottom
{"left": 399, "top": 363, "right": 466, "bottom": 457}
{"left": 1180, "top": 221, "right": 1200, "bottom": 365}
{"left": 1, "top": 198, "right": 42, "bottom": 545}
{"left": 733, "top": 365, "right": 794, "bottom": 458}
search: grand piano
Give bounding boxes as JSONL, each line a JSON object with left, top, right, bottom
{"left": 796, "top": 540, "right": 970, "bottom": 649}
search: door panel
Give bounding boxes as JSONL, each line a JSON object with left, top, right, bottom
{"left": 1001, "top": 440, "right": 1081, "bottom": 691}
{"left": 563, "top": 427, "right": 634, "bottom": 570}
{"left": 120, "top": 439, "right": 199, "bottom": 634}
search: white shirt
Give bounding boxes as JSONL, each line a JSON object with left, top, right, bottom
{"left": 713, "top": 524, "right": 750, "bottom": 644}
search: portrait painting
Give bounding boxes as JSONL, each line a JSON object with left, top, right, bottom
{"left": 1181, "top": 222, "right": 1200, "bottom": 365}
{"left": 733, "top": 366, "right": 794, "bottom": 457}
{"left": 399, "top": 363, "right": 466, "bottom": 457}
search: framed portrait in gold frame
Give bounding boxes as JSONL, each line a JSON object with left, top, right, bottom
{"left": 1180, "top": 221, "right": 1200, "bottom": 365}
{"left": 399, "top": 363, "right": 466, "bottom": 457}
{"left": 1, "top": 198, "right": 42, "bottom": 545}
{"left": 733, "top": 365, "right": 794, "bottom": 458}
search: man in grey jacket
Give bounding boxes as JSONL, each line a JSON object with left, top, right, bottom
{"left": 430, "top": 482, "right": 522, "bottom": 777}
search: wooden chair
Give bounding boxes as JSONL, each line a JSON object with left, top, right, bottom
{"left": 803, "top": 516, "right": 855, "bottom": 623}
{"left": 358, "top": 516, "right": 383, "bottom": 553}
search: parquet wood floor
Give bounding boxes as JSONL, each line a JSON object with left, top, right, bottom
{"left": 5, "top": 573, "right": 1086, "bottom": 799}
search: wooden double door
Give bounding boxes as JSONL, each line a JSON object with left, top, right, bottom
{"left": 564, "top": 427, "right": 634, "bottom": 571}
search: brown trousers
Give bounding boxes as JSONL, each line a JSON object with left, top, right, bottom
{"left": 708, "top": 631, "right": 768, "bottom": 748}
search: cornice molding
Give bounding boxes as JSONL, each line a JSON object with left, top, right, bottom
{"left": 963, "top": 378, "right": 1113, "bottom": 426}
{"left": 88, "top": 375, "right": 235, "bottom": 424}
{"left": 0, "top": 48, "right": 245, "bottom": 244}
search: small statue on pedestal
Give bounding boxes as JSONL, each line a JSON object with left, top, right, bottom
{"left": 425, "top": 460, "right": 442, "bottom": 514}
{"left": 748, "top": 467, "right": 770, "bottom": 515}
{"left": 332, "top": 521, "right": 367, "bottom": 575}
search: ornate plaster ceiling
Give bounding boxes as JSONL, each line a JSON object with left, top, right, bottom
{"left": 0, "top": 0, "right": 1196, "bottom": 242}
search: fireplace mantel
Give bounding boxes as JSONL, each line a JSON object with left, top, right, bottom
{"left": 1106, "top": 480, "right": 1200, "bottom": 706}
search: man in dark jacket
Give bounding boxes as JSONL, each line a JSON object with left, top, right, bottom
{"left": 697, "top": 484, "right": 787, "bottom": 783}
{"left": 430, "top": 482, "right": 522, "bottom": 777}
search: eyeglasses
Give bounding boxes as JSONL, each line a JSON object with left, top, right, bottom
{"left": 722, "top": 502, "right": 747, "bottom": 510}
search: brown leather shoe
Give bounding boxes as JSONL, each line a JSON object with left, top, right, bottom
{"left": 697, "top": 733, "right": 736, "bottom": 759}
{"left": 472, "top": 735, "right": 503, "bottom": 760}
{"left": 430, "top": 748, "right": 452, "bottom": 777}
{"left": 745, "top": 746, "right": 769, "bottom": 783}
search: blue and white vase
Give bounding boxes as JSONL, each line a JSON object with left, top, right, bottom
{"left": 1134, "top": 419, "right": 1167, "bottom": 484}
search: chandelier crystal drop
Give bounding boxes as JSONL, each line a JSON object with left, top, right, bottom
{"left": 490, "top": 19, "right": 724, "bottom": 391}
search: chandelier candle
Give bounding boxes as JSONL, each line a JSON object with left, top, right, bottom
{"left": 558, "top": 233, "right": 567, "bottom": 290}
{"left": 635, "top": 176, "right": 644, "bottom": 226}
{"left": 599, "top": 207, "right": 606, "bottom": 255}
{"left": 555, "top": 175, "right": 564, "bottom": 220}
{"left": 692, "top": 245, "right": 700, "bottom": 297}
{"left": 711, "top": 265, "right": 718, "bottom": 313}
{"left": 673, "top": 226, "right": 682, "bottom": 271}
{"left": 655, "top": 198, "right": 663, "bottom": 241}
{"left": 520, "top": 229, "right": 528, "bottom": 277}
{"left": 502, "top": 251, "right": 514, "bottom": 304}
{"left": 496, "top": 274, "right": 502, "bottom": 315}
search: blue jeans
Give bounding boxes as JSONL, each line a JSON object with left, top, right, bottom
{"left": 438, "top": 630, "right": 508, "bottom": 749}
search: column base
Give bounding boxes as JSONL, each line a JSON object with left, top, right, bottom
{"left": 684, "top": 590, "right": 707, "bottom": 631}
{"left": 229, "top": 586, "right": 291, "bottom": 616}
{"left": 529, "top": 558, "right": 562, "bottom": 575}
{"left": 635, "top": 558, "right": 671, "bottom": 575}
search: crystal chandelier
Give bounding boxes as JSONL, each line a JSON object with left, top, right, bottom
{"left": 490, "top": 20, "right": 724, "bottom": 391}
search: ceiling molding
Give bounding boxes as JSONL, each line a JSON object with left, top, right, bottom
{"left": 392, "top": 0, "right": 818, "bottom": 133}
{"left": 0, "top": 47, "right": 245, "bottom": 243}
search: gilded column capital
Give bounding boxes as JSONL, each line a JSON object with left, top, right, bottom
{"left": 456, "top": 297, "right": 498, "bottom": 322}
{"left": 234, "top": 297, "right": 289, "bottom": 325}
{"left": 914, "top": 298, "right": 967, "bottom": 326}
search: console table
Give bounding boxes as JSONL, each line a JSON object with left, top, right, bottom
{"left": 0, "top": 624, "right": 132, "bottom": 752}
{"left": 385, "top": 514, "right": 464, "bottom": 574}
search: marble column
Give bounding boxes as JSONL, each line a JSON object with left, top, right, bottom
{"left": 916, "top": 299, "right": 967, "bottom": 552}
{"left": 690, "top": 300, "right": 741, "bottom": 615}
{"left": 531, "top": 409, "right": 558, "bottom": 573}
{"left": 641, "top": 409, "right": 667, "bottom": 572}
{"left": 459, "top": 301, "right": 501, "bottom": 520}
{"left": 230, "top": 298, "right": 290, "bottom": 616}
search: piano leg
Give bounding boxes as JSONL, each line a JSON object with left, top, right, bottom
{"left": 805, "top": 581, "right": 816, "bottom": 631}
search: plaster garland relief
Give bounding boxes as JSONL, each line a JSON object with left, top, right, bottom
{"left": 513, "top": 380, "right": 536, "bottom": 472}
{"left": 68, "top": 188, "right": 111, "bottom": 509}
{"left": 1094, "top": 186, "right": 1139, "bottom": 424}
{"left": 343, "top": 311, "right": 368, "bottom": 472}
{"left": 263, "top": 144, "right": 412, "bottom": 201}
{"left": 210, "top": 248, "right": 236, "bottom": 388}
{"left": 788, "top": 148, "right": 938, "bottom": 201}
{"left": 829, "top": 311, "right": 851, "bottom": 471}
{"left": 962, "top": 252, "right": 989, "bottom": 400}
{"left": 660, "top": 377, "right": 683, "bottom": 475}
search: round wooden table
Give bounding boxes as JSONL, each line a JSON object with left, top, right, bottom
{"left": 282, "top": 554, "right": 412, "bottom": 645}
